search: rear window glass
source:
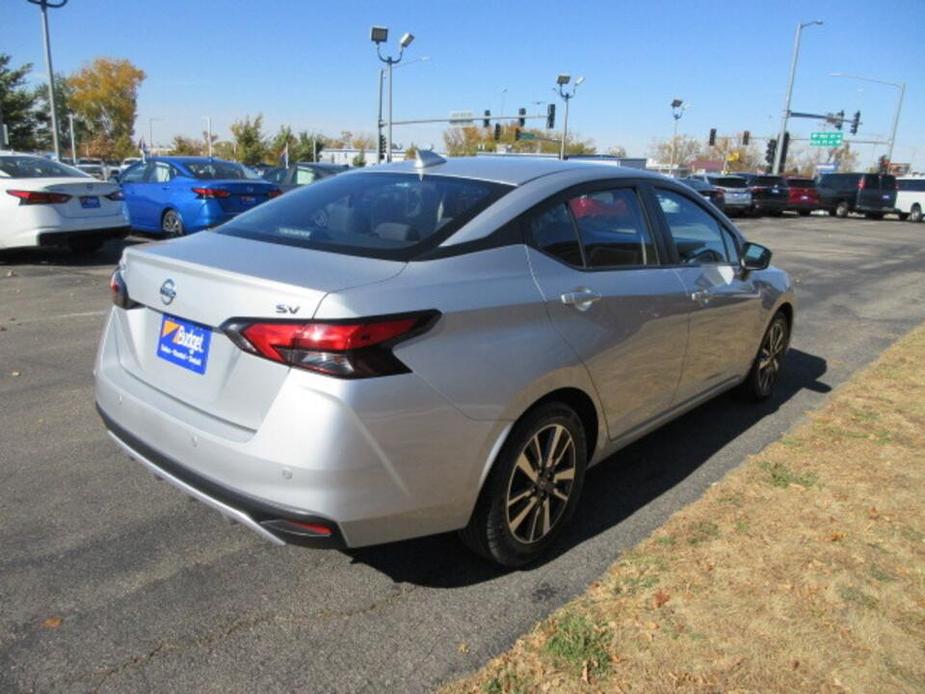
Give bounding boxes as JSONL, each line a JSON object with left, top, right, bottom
{"left": 788, "top": 178, "right": 815, "bottom": 188}
{"left": 862, "top": 174, "right": 880, "bottom": 189}
{"left": 881, "top": 175, "right": 896, "bottom": 190}
{"left": 0, "top": 156, "right": 89, "bottom": 179}
{"left": 898, "top": 179, "right": 925, "bottom": 192}
{"left": 756, "top": 176, "right": 785, "bottom": 186}
{"left": 709, "top": 177, "right": 748, "bottom": 188}
{"left": 184, "top": 161, "right": 247, "bottom": 180}
{"left": 217, "top": 172, "right": 512, "bottom": 260}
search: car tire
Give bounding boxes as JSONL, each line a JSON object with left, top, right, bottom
{"left": 865, "top": 212, "right": 884, "bottom": 220}
{"left": 835, "top": 201, "right": 849, "bottom": 218}
{"left": 68, "top": 238, "right": 104, "bottom": 254}
{"left": 161, "top": 209, "right": 184, "bottom": 236}
{"left": 737, "top": 312, "right": 789, "bottom": 402}
{"left": 798, "top": 210, "right": 811, "bottom": 217}
{"left": 459, "top": 402, "right": 587, "bottom": 568}
{"left": 897, "top": 212, "right": 909, "bottom": 221}
{"left": 910, "top": 204, "right": 923, "bottom": 223}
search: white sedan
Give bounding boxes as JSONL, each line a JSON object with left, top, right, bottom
{"left": 0, "top": 153, "right": 130, "bottom": 253}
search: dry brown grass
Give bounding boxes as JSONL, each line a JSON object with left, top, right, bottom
{"left": 445, "top": 325, "right": 925, "bottom": 694}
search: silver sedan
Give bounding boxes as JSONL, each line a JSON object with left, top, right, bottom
{"left": 95, "top": 154, "right": 794, "bottom": 567}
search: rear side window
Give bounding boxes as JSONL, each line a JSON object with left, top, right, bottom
{"left": 218, "top": 172, "right": 512, "bottom": 260}
{"left": 529, "top": 204, "right": 583, "bottom": 266}
{"left": 655, "top": 189, "right": 738, "bottom": 265}
{"left": 898, "top": 179, "right": 925, "bottom": 192}
{"left": 568, "top": 188, "right": 656, "bottom": 267}
{"left": 185, "top": 161, "right": 246, "bottom": 180}
{"left": 709, "top": 177, "right": 748, "bottom": 188}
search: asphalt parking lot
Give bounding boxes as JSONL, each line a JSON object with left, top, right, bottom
{"left": 2, "top": 214, "right": 924, "bottom": 693}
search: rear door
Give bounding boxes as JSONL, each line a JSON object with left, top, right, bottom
{"left": 526, "top": 181, "right": 692, "bottom": 439}
{"left": 859, "top": 174, "right": 883, "bottom": 210}
{"left": 649, "top": 186, "right": 762, "bottom": 403}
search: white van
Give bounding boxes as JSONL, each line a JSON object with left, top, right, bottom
{"left": 896, "top": 177, "right": 925, "bottom": 222}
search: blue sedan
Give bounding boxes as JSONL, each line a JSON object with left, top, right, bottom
{"left": 117, "top": 157, "right": 281, "bottom": 235}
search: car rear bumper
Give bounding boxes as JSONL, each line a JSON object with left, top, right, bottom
{"left": 38, "top": 225, "right": 130, "bottom": 247}
{"left": 94, "top": 309, "right": 504, "bottom": 548}
{"left": 751, "top": 198, "right": 788, "bottom": 212}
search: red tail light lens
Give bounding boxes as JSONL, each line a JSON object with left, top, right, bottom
{"left": 7, "top": 189, "right": 72, "bottom": 205}
{"left": 222, "top": 312, "right": 439, "bottom": 378}
{"left": 105, "top": 190, "right": 125, "bottom": 201}
{"left": 110, "top": 268, "right": 139, "bottom": 310}
{"left": 191, "top": 187, "right": 231, "bottom": 199}
{"left": 267, "top": 188, "right": 283, "bottom": 199}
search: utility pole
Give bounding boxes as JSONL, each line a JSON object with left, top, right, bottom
{"left": 202, "top": 116, "right": 213, "bottom": 157}
{"left": 67, "top": 113, "right": 76, "bottom": 163}
{"left": 27, "top": 0, "right": 69, "bottom": 160}
{"left": 555, "top": 74, "right": 584, "bottom": 160}
{"left": 774, "top": 20, "right": 823, "bottom": 174}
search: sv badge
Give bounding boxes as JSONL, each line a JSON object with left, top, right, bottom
{"left": 275, "top": 304, "right": 300, "bottom": 315}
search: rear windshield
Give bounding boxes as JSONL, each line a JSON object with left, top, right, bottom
{"left": 709, "top": 177, "right": 748, "bottom": 188}
{"left": 756, "top": 176, "right": 785, "bottom": 186}
{"left": 217, "top": 172, "right": 512, "bottom": 260}
{"left": 0, "top": 156, "right": 89, "bottom": 179}
{"left": 881, "top": 175, "right": 896, "bottom": 190}
{"left": 184, "top": 161, "right": 247, "bottom": 180}
{"left": 788, "top": 178, "right": 815, "bottom": 187}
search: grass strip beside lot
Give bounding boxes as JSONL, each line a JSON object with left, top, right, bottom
{"left": 446, "top": 325, "right": 925, "bottom": 693}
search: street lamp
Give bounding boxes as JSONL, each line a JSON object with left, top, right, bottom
{"left": 67, "top": 112, "right": 76, "bottom": 163}
{"left": 377, "top": 56, "right": 429, "bottom": 163}
{"left": 830, "top": 72, "right": 905, "bottom": 163}
{"left": 371, "top": 25, "right": 415, "bottom": 163}
{"left": 26, "top": 0, "right": 69, "bottom": 160}
{"left": 668, "top": 98, "right": 687, "bottom": 177}
{"left": 147, "top": 117, "right": 163, "bottom": 155}
{"left": 773, "top": 19, "right": 823, "bottom": 174}
{"left": 202, "top": 116, "right": 213, "bottom": 157}
{"left": 555, "top": 74, "right": 584, "bottom": 160}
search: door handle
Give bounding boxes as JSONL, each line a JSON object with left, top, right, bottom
{"left": 561, "top": 288, "right": 602, "bottom": 312}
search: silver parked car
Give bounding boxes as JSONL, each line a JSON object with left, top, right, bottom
{"left": 688, "top": 174, "right": 753, "bottom": 216}
{"left": 95, "top": 154, "right": 795, "bottom": 567}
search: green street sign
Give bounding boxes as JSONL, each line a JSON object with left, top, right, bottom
{"left": 517, "top": 132, "right": 537, "bottom": 141}
{"left": 810, "top": 131, "right": 844, "bottom": 147}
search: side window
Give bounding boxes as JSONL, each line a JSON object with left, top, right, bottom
{"left": 527, "top": 203, "right": 583, "bottom": 267}
{"left": 264, "top": 168, "right": 286, "bottom": 184}
{"left": 655, "top": 189, "right": 738, "bottom": 265}
{"left": 567, "top": 188, "right": 656, "bottom": 267}
{"left": 148, "top": 162, "right": 173, "bottom": 183}
{"left": 295, "top": 167, "right": 317, "bottom": 185}
{"left": 120, "top": 163, "right": 146, "bottom": 183}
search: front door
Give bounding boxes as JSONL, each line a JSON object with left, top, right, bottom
{"left": 526, "top": 184, "right": 691, "bottom": 439}
{"left": 650, "top": 187, "right": 762, "bottom": 404}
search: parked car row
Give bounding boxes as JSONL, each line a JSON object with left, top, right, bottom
{"left": 680, "top": 171, "right": 922, "bottom": 223}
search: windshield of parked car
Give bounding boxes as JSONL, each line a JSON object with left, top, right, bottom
{"left": 218, "top": 172, "right": 512, "bottom": 260}
{"left": 709, "top": 177, "right": 747, "bottom": 188}
{"left": 184, "top": 161, "right": 247, "bottom": 180}
{"left": 0, "top": 156, "right": 89, "bottom": 178}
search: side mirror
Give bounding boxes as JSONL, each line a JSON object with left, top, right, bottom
{"left": 741, "top": 242, "right": 772, "bottom": 271}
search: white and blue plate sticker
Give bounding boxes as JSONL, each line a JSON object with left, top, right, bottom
{"left": 157, "top": 314, "right": 211, "bottom": 374}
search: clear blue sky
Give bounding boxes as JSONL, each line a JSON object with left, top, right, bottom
{"left": 4, "top": 0, "right": 923, "bottom": 168}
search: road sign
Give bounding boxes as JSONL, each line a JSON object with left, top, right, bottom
{"left": 810, "top": 132, "right": 844, "bottom": 147}
{"left": 449, "top": 111, "right": 474, "bottom": 126}
{"left": 517, "top": 131, "right": 537, "bottom": 141}
{"left": 815, "top": 162, "right": 838, "bottom": 174}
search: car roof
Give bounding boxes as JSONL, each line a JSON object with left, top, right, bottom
{"left": 151, "top": 156, "right": 236, "bottom": 165}
{"left": 363, "top": 155, "right": 665, "bottom": 187}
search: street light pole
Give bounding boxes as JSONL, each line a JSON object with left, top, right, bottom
{"left": 147, "top": 117, "right": 162, "bottom": 154}
{"left": 774, "top": 20, "right": 823, "bottom": 175}
{"left": 202, "top": 116, "right": 213, "bottom": 157}
{"left": 831, "top": 73, "right": 905, "bottom": 164}
{"left": 669, "top": 98, "right": 686, "bottom": 177}
{"left": 67, "top": 112, "right": 76, "bottom": 163}
{"left": 27, "top": 0, "right": 69, "bottom": 160}
{"left": 371, "top": 26, "right": 415, "bottom": 164}
{"left": 555, "top": 74, "right": 584, "bottom": 160}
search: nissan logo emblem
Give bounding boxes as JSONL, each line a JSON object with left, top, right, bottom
{"left": 160, "top": 279, "right": 176, "bottom": 305}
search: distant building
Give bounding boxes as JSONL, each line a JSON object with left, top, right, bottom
{"left": 687, "top": 159, "right": 725, "bottom": 174}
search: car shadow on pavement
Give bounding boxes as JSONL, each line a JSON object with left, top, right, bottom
{"left": 0, "top": 238, "right": 144, "bottom": 268}
{"left": 345, "top": 348, "right": 830, "bottom": 586}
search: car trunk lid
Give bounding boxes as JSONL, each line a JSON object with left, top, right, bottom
{"left": 29, "top": 178, "right": 122, "bottom": 218}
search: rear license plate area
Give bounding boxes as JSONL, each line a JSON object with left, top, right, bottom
{"left": 80, "top": 196, "right": 100, "bottom": 209}
{"left": 157, "top": 314, "right": 211, "bottom": 374}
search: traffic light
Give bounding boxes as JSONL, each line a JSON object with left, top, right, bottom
{"left": 378, "top": 134, "right": 386, "bottom": 162}
{"left": 493, "top": 123, "right": 501, "bottom": 141}
{"left": 708, "top": 128, "right": 717, "bottom": 147}
{"left": 546, "top": 103, "right": 556, "bottom": 129}
{"left": 780, "top": 131, "right": 791, "bottom": 170}
{"left": 518, "top": 107, "right": 526, "bottom": 127}
{"left": 835, "top": 110, "right": 845, "bottom": 130}
{"left": 742, "top": 130, "right": 750, "bottom": 146}
{"left": 850, "top": 111, "right": 860, "bottom": 135}
{"left": 483, "top": 110, "right": 491, "bottom": 128}
{"left": 765, "top": 138, "right": 777, "bottom": 167}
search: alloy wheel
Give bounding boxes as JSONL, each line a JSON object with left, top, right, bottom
{"left": 162, "top": 211, "right": 183, "bottom": 236}
{"left": 505, "top": 424, "right": 576, "bottom": 544}
{"left": 757, "top": 319, "right": 786, "bottom": 395}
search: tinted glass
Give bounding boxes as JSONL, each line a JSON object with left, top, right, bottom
{"left": 295, "top": 167, "right": 317, "bottom": 185}
{"left": 862, "top": 174, "right": 880, "bottom": 189}
{"left": 0, "top": 156, "right": 88, "bottom": 179}
{"left": 898, "top": 179, "right": 925, "bottom": 192}
{"left": 120, "top": 163, "right": 146, "bottom": 183}
{"left": 184, "top": 161, "right": 247, "bottom": 180}
{"left": 681, "top": 178, "right": 709, "bottom": 191}
{"left": 529, "top": 203, "right": 583, "bottom": 266}
{"left": 881, "top": 175, "right": 896, "bottom": 190}
{"left": 262, "top": 167, "right": 286, "bottom": 184}
{"left": 709, "top": 176, "right": 748, "bottom": 188}
{"left": 218, "top": 172, "right": 512, "bottom": 260}
{"left": 568, "top": 188, "right": 656, "bottom": 267}
{"left": 756, "top": 176, "right": 786, "bottom": 186}
{"left": 788, "top": 178, "right": 815, "bottom": 188}
{"left": 656, "top": 189, "right": 737, "bottom": 265}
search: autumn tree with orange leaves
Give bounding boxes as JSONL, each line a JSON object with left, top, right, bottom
{"left": 67, "top": 58, "right": 145, "bottom": 159}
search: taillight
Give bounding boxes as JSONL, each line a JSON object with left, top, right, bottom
{"left": 7, "top": 189, "right": 72, "bottom": 205}
{"left": 110, "top": 268, "right": 139, "bottom": 310}
{"left": 267, "top": 188, "right": 283, "bottom": 199}
{"left": 105, "top": 190, "right": 124, "bottom": 201}
{"left": 222, "top": 311, "right": 440, "bottom": 378}
{"left": 858, "top": 178, "right": 866, "bottom": 190}
{"left": 191, "top": 187, "right": 231, "bottom": 199}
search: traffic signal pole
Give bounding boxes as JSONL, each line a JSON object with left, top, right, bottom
{"left": 773, "top": 20, "right": 822, "bottom": 175}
